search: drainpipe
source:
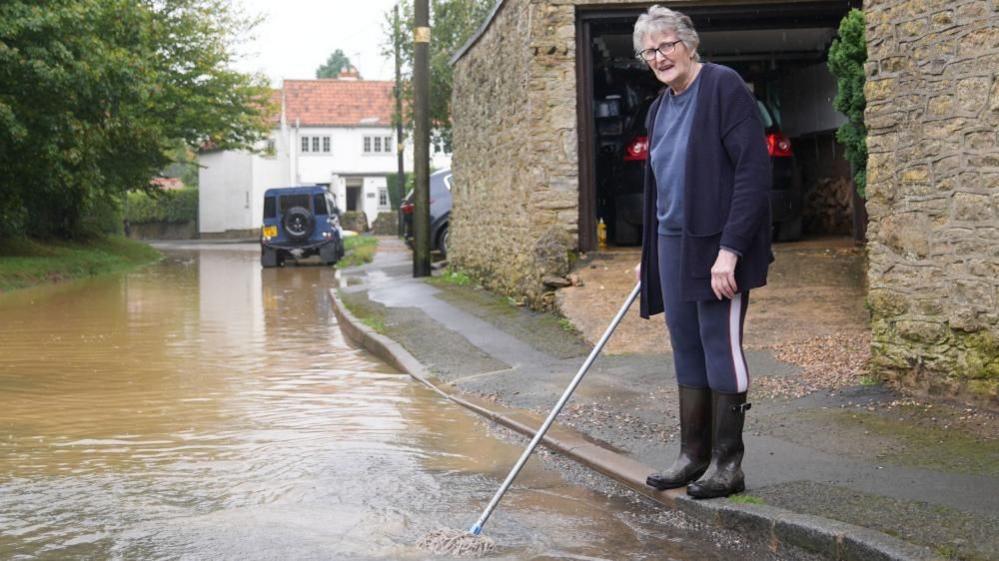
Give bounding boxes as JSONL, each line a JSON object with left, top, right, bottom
{"left": 293, "top": 117, "right": 301, "bottom": 185}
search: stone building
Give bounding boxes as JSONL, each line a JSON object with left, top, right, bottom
{"left": 863, "top": 0, "right": 999, "bottom": 404}
{"left": 449, "top": 0, "right": 998, "bottom": 404}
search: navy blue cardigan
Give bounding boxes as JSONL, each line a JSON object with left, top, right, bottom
{"left": 639, "top": 63, "right": 773, "bottom": 318}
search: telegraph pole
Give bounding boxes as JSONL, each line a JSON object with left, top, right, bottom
{"left": 412, "top": 0, "right": 431, "bottom": 277}
{"left": 394, "top": 4, "right": 406, "bottom": 237}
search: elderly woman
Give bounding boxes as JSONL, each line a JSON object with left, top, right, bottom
{"left": 633, "top": 5, "right": 772, "bottom": 499}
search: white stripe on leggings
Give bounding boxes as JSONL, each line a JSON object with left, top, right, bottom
{"left": 728, "top": 293, "right": 749, "bottom": 393}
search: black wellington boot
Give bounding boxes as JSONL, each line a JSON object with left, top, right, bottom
{"left": 687, "top": 391, "right": 751, "bottom": 499}
{"left": 646, "top": 386, "right": 711, "bottom": 490}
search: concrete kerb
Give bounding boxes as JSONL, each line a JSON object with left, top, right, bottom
{"left": 328, "top": 288, "right": 943, "bottom": 561}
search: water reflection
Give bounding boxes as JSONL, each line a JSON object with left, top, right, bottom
{"left": 0, "top": 247, "right": 760, "bottom": 560}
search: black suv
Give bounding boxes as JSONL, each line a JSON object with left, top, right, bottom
{"left": 260, "top": 186, "right": 345, "bottom": 268}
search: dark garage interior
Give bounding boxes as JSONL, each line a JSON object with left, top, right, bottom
{"left": 577, "top": 1, "right": 861, "bottom": 249}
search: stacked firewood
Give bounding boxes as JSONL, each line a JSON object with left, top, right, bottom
{"left": 803, "top": 176, "right": 854, "bottom": 236}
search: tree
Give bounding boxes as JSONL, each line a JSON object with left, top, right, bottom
{"left": 0, "top": 0, "right": 272, "bottom": 239}
{"left": 162, "top": 141, "right": 200, "bottom": 189}
{"left": 383, "top": 0, "right": 491, "bottom": 152}
{"left": 828, "top": 9, "right": 868, "bottom": 198}
{"left": 316, "top": 49, "right": 355, "bottom": 79}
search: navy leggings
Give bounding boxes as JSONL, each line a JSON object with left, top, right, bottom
{"left": 658, "top": 235, "right": 750, "bottom": 393}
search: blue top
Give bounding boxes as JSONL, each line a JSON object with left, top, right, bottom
{"left": 650, "top": 75, "right": 701, "bottom": 235}
{"left": 638, "top": 63, "right": 773, "bottom": 314}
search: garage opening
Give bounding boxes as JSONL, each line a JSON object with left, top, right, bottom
{"left": 576, "top": 1, "right": 861, "bottom": 251}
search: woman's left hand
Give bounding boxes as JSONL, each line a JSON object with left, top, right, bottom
{"left": 710, "top": 249, "right": 739, "bottom": 300}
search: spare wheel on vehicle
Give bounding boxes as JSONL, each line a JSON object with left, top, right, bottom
{"left": 282, "top": 206, "right": 315, "bottom": 240}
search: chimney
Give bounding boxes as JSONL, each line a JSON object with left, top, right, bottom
{"left": 337, "top": 66, "right": 362, "bottom": 80}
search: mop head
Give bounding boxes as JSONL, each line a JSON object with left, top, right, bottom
{"left": 416, "top": 528, "right": 496, "bottom": 557}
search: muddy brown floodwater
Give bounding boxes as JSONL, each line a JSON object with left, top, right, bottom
{"left": 0, "top": 245, "right": 795, "bottom": 560}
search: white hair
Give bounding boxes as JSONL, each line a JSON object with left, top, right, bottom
{"left": 633, "top": 5, "right": 700, "bottom": 62}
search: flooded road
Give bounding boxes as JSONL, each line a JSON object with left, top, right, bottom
{"left": 1, "top": 245, "right": 776, "bottom": 560}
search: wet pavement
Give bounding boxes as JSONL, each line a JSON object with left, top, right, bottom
{"left": 0, "top": 243, "right": 807, "bottom": 560}
{"left": 336, "top": 237, "right": 999, "bottom": 561}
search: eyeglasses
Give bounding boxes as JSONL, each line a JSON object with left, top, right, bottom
{"left": 636, "top": 40, "right": 683, "bottom": 61}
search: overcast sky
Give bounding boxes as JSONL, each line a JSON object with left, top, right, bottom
{"left": 232, "top": 0, "right": 402, "bottom": 85}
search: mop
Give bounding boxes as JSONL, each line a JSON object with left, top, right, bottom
{"left": 418, "top": 282, "right": 641, "bottom": 556}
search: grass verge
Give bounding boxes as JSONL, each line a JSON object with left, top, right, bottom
{"left": 338, "top": 290, "right": 389, "bottom": 335}
{"left": 728, "top": 494, "right": 766, "bottom": 505}
{"left": 425, "top": 272, "right": 591, "bottom": 360}
{"left": 0, "top": 236, "right": 162, "bottom": 292}
{"left": 428, "top": 268, "right": 473, "bottom": 287}
{"left": 338, "top": 235, "right": 378, "bottom": 268}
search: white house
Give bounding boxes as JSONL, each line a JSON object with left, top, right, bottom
{"left": 198, "top": 74, "right": 450, "bottom": 237}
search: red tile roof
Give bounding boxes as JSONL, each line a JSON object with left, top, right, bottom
{"left": 282, "top": 79, "right": 395, "bottom": 127}
{"left": 150, "top": 177, "right": 186, "bottom": 190}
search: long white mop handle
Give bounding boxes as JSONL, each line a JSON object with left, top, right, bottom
{"left": 469, "top": 281, "right": 642, "bottom": 535}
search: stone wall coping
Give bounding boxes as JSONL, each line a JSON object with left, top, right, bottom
{"left": 450, "top": 0, "right": 508, "bottom": 66}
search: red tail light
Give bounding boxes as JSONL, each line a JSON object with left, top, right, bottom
{"left": 624, "top": 136, "right": 648, "bottom": 161}
{"left": 401, "top": 202, "right": 414, "bottom": 215}
{"left": 767, "top": 133, "right": 793, "bottom": 157}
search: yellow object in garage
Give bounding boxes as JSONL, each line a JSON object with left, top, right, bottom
{"left": 597, "top": 218, "right": 607, "bottom": 250}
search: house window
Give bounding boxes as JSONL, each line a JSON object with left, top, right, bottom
{"left": 363, "top": 135, "right": 394, "bottom": 154}
{"left": 378, "top": 189, "right": 388, "bottom": 207}
{"left": 300, "top": 135, "right": 331, "bottom": 155}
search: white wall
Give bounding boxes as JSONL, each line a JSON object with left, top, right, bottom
{"left": 250, "top": 149, "right": 287, "bottom": 229}
{"left": 292, "top": 126, "right": 400, "bottom": 184}
{"left": 199, "top": 131, "right": 289, "bottom": 235}
{"left": 329, "top": 174, "right": 347, "bottom": 214}
{"left": 199, "top": 150, "right": 254, "bottom": 234}
{"left": 362, "top": 176, "right": 390, "bottom": 227}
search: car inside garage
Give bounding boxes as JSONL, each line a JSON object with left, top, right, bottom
{"left": 576, "top": 1, "right": 862, "bottom": 249}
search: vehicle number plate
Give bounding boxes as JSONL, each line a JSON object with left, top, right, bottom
{"left": 263, "top": 225, "right": 277, "bottom": 238}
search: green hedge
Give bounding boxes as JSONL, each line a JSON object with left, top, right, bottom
{"left": 828, "top": 9, "right": 868, "bottom": 198}
{"left": 385, "top": 172, "right": 412, "bottom": 210}
{"left": 81, "top": 195, "right": 125, "bottom": 236}
{"left": 125, "top": 189, "right": 198, "bottom": 224}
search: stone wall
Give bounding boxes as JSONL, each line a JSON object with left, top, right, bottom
{"left": 451, "top": 0, "right": 578, "bottom": 308}
{"left": 126, "top": 221, "right": 198, "bottom": 240}
{"left": 369, "top": 212, "right": 399, "bottom": 236}
{"left": 864, "top": 0, "right": 999, "bottom": 404}
{"left": 198, "top": 228, "right": 259, "bottom": 240}
{"left": 340, "top": 211, "right": 369, "bottom": 233}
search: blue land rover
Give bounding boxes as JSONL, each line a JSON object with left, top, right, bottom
{"left": 260, "top": 186, "right": 345, "bottom": 268}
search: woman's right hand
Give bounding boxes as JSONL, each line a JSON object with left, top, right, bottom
{"left": 634, "top": 263, "right": 641, "bottom": 283}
